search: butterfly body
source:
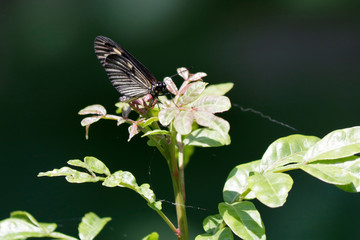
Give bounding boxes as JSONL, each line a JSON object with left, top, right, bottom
{"left": 94, "top": 36, "right": 167, "bottom": 103}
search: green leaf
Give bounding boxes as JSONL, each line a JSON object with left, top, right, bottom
{"left": 78, "top": 104, "right": 106, "bottom": 116}
{"left": 141, "top": 130, "right": 169, "bottom": 138}
{"left": 103, "top": 170, "right": 138, "bottom": 189}
{"left": 304, "top": 126, "right": 360, "bottom": 162}
{"left": 201, "top": 82, "right": 234, "bottom": 96}
{"left": 219, "top": 202, "right": 265, "bottom": 240}
{"left": 159, "top": 107, "right": 179, "bottom": 126}
{"left": 300, "top": 163, "right": 353, "bottom": 185}
{"left": 260, "top": 135, "right": 320, "bottom": 172}
{"left": 0, "top": 211, "right": 77, "bottom": 240}
{"left": 142, "top": 232, "right": 159, "bottom": 240}
{"left": 83, "top": 156, "right": 111, "bottom": 176}
{"left": 192, "top": 95, "right": 231, "bottom": 113}
{"left": 137, "top": 183, "right": 156, "bottom": 203}
{"left": 115, "top": 102, "right": 130, "bottom": 114}
{"left": 178, "top": 81, "right": 207, "bottom": 105}
{"left": 195, "top": 227, "right": 234, "bottom": 240}
{"left": 38, "top": 167, "right": 100, "bottom": 183}
{"left": 183, "top": 128, "right": 230, "bottom": 147}
{"left": 203, "top": 214, "right": 224, "bottom": 234}
{"left": 174, "top": 110, "right": 195, "bottom": 135}
{"left": 223, "top": 160, "right": 261, "bottom": 203}
{"left": 183, "top": 144, "right": 195, "bottom": 167}
{"left": 328, "top": 156, "right": 360, "bottom": 192}
{"left": 194, "top": 111, "right": 230, "bottom": 139}
{"left": 78, "top": 212, "right": 111, "bottom": 240}
{"left": 248, "top": 172, "right": 293, "bottom": 208}
{"left": 139, "top": 117, "right": 159, "bottom": 128}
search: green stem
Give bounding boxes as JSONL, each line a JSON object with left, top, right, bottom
{"left": 169, "top": 123, "right": 189, "bottom": 240}
{"left": 155, "top": 208, "right": 178, "bottom": 235}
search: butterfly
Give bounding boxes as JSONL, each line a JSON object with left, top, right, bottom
{"left": 94, "top": 36, "right": 167, "bottom": 104}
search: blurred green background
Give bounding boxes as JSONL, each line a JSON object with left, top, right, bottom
{"left": 1, "top": 0, "right": 360, "bottom": 239}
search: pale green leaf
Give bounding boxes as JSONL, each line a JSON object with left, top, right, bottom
{"left": 223, "top": 160, "right": 261, "bottom": 203}
{"left": 142, "top": 232, "right": 159, "bottom": 240}
{"left": 219, "top": 202, "right": 265, "bottom": 240}
{"left": 260, "top": 135, "right": 320, "bottom": 172}
{"left": 0, "top": 211, "right": 77, "bottom": 240}
{"left": 195, "top": 227, "right": 234, "bottom": 240}
{"left": 139, "top": 117, "right": 159, "bottom": 128}
{"left": 84, "top": 156, "right": 111, "bottom": 176}
{"left": 201, "top": 83, "right": 234, "bottom": 96}
{"left": 174, "top": 110, "right": 194, "bottom": 135}
{"left": 203, "top": 214, "right": 224, "bottom": 234}
{"left": 178, "top": 82, "right": 207, "bottom": 105}
{"left": 78, "top": 212, "right": 111, "bottom": 240}
{"left": 248, "top": 172, "right": 293, "bottom": 208}
{"left": 194, "top": 111, "right": 230, "bottom": 139}
{"left": 38, "top": 167, "right": 99, "bottom": 183}
{"left": 137, "top": 184, "right": 156, "bottom": 203}
{"left": 183, "top": 144, "right": 195, "bottom": 167}
{"left": 328, "top": 156, "right": 360, "bottom": 192}
{"left": 78, "top": 104, "right": 106, "bottom": 116}
{"left": 141, "top": 130, "right": 169, "bottom": 138}
{"left": 300, "top": 164, "right": 353, "bottom": 185}
{"left": 159, "top": 107, "right": 179, "bottom": 126}
{"left": 304, "top": 126, "right": 360, "bottom": 162}
{"left": 183, "top": 128, "right": 230, "bottom": 147}
{"left": 103, "top": 171, "right": 138, "bottom": 189}
{"left": 193, "top": 95, "right": 231, "bottom": 113}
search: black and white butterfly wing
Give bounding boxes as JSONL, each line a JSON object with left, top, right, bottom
{"left": 94, "top": 36, "right": 158, "bottom": 102}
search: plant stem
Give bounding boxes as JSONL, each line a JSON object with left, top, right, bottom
{"left": 169, "top": 123, "right": 189, "bottom": 240}
{"left": 155, "top": 208, "right": 178, "bottom": 235}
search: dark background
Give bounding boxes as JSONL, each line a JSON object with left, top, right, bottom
{"left": 1, "top": 0, "right": 360, "bottom": 239}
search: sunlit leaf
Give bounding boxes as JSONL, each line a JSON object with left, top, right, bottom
{"left": 195, "top": 227, "right": 234, "bottom": 240}
{"left": 177, "top": 67, "right": 189, "bottom": 80}
{"left": 300, "top": 163, "right": 353, "bottom": 185}
{"left": 164, "top": 77, "right": 178, "bottom": 95}
{"left": 142, "top": 232, "right": 159, "bottom": 240}
{"left": 83, "top": 156, "right": 111, "bottom": 176}
{"left": 194, "top": 111, "right": 230, "bottom": 139}
{"left": 139, "top": 117, "right": 159, "bottom": 128}
{"left": 78, "top": 104, "right": 106, "bottom": 116}
{"left": 103, "top": 170, "right": 138, "bottom": 189}
{"left": 38, "top": 167, "right": 100, "bottom": 183}
{"left": 178, "top": 82, "right": 207, "bottom": 105}
{"left": 201, "top": 83, "right": 234, "bottom": 96}
{"left": 137, "top": 183, "right": 156, "bottom": 203}
{"left": 202, "top": 214, "right": 224, "bottom": 234}
{"left": 141, "top": 130, "right": 169, "bottom": 138}
{"left": 78, "top": 212, "right": 111, "bottom": 240}
{"left": 304, "top": 126, "right": 360, "bottom": 162}
{"left": 128, "top": 123, "right": 139, "bottom": 141}
{"left": 193, "top": 95, "right": 231, "bottom": 113}
{"left": 219, "top": 202, "right": 265, "bottom": 240}
{"left": 174, "top": 111, "right": 195, "bottom": 135}
{"left": 81, "top": 116, "right": 102, "bottom": 127}
{"left": 248, "top": 172, "right": 293, "bottom": 208}
{"left": 183, "top": 128, "right": 230, "bottom": 147}
{"left": 159, "top": 107, "right": 179, "bottom": 126}
{"left": 260, "top": 135, "right": 320, "bottom": 172}
{"left": 328, "top": 156, "right": 360, "bottom": 192}
{"left": 223, "top": 160, "right": 261, "bottom": 203}
{"left": 188, "top": 72, "right": 207, "bottom": 81}
{"left": 0, "top": 211, "right": 77, "bottom": 240}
